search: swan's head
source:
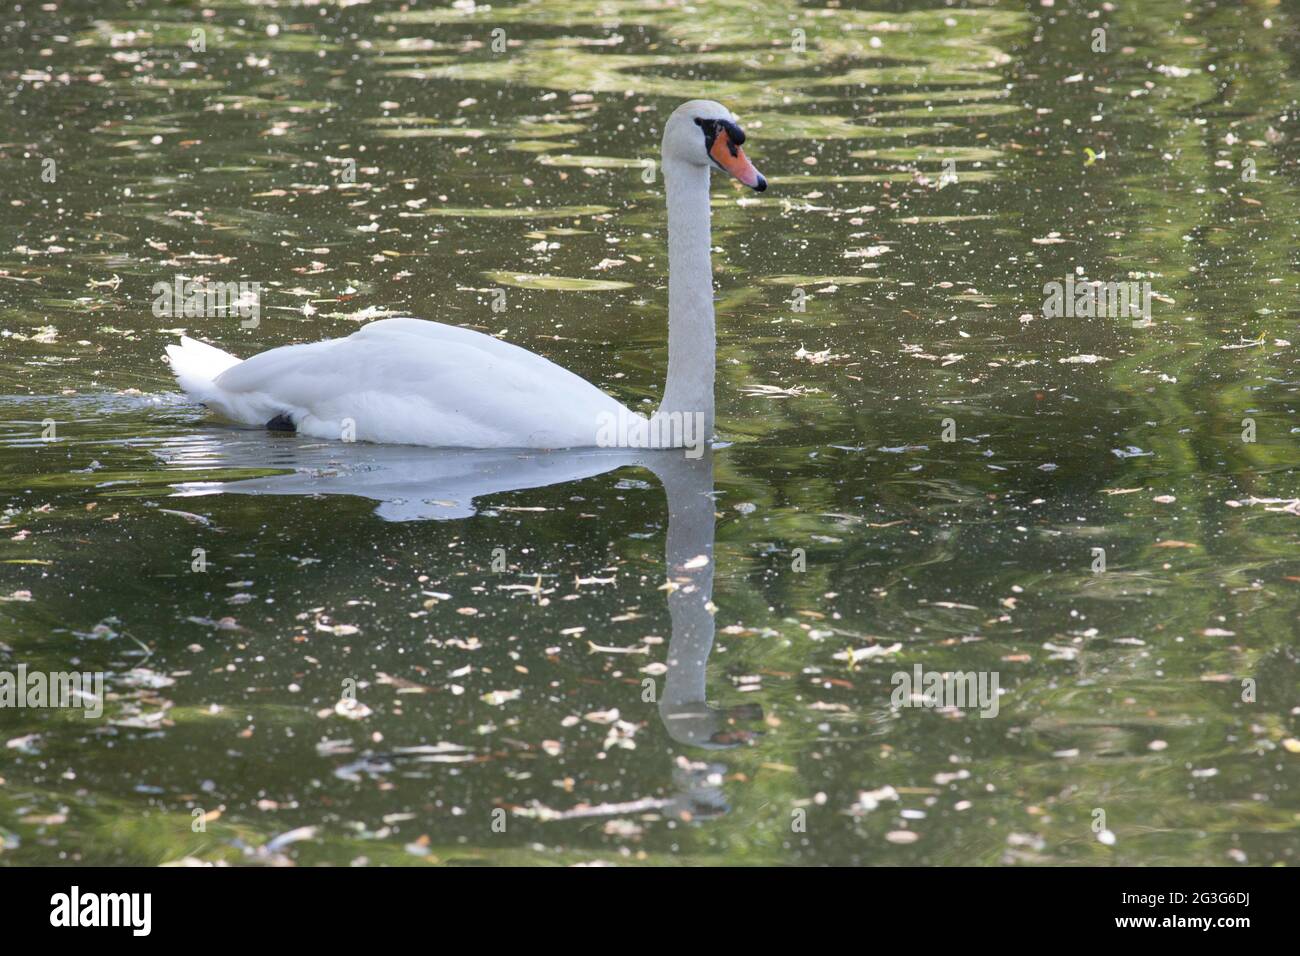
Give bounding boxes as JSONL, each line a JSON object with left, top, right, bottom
{"left": 663, "top": 99, "right": 766, "bottom": 191}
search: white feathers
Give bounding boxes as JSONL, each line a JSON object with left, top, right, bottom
{"left": 166, "top": 318, "right": 633, "bottom": 448}
{"left": 164, "top": 336, "right": 242, "bottom": 408}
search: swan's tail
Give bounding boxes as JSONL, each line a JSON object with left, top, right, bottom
{"left": 165, "top": 336, "right": 242, "bottom": 406}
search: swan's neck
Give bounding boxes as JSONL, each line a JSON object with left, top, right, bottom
{"left": 656, "top": 157, "right": 715, "bottom": 440}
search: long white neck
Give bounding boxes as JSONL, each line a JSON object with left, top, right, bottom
{"left": 656, "top": 155, "right": 715, "bottom": 439}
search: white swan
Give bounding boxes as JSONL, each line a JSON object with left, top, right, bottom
{"left": 165, "top": 99, "right": 766, "bottom": 449}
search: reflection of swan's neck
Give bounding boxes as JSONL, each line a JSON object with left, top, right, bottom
{"left": 642, "top": 452, "right": 721, "bottom": 747}
{"left": 656, "top": 156, "right": 715, "bottom": 440}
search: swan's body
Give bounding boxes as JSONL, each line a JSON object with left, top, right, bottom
{"left": 167, "top": 318, "right": 630, "bottom": 447}
{"left": 165, "top": 100, "right": 765, "bottom": 449}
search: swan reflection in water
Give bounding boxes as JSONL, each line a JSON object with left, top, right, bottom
{"left": 157, "top": 432, "right": 761, "bottom": 818}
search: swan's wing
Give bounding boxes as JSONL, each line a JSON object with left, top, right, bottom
{"left": 211, "top": 319, "right": 631, "bottom": 447}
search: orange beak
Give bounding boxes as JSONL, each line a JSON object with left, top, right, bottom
{"left": 709, "top": 128, "right": 766, "bottom": 191}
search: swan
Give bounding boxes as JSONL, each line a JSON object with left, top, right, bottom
{"left": 165, "top": 99, "right": 766, "bottom": 450}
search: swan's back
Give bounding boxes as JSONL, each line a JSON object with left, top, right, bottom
{"left": 189, "top": 318, "right": 633, "bottom": 448}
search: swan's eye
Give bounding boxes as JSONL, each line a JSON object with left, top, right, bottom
{"left": 694, "top": 117, "right": 746, "bottom": 159}
{"left": 694, "top": 116, "right": 766, "bottom": 191}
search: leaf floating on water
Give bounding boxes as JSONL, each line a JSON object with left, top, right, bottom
{"left": 186, "top": 616, "right": 247, "bottom": 632}
{"left": 414, "top": 204, "right": 612, "bottom": 219}
{"left": 739, "top": 383, "right": 819, "bottom": 398}
{"left": 3, "top": 324, "right": 59, "bottom": 342}
{"left": 759, "top": 274, "right": 878, "bottom": 287}
{"left": 843, "top": 245, "right": 892, "bottom": 259}
{"left": 376, "top": 672, "right": 436, "bottom": 694}
{"left": 794, "top": 345, "right": 849, "bottom": 364}
{"left": 537, "top": 154, "right": 646, "bottom": 169}
{"left": 587, "top": 641, "right": 649, "bottom": 655}
{"left": 334, "top": 698, "right": 372, "bottom": 720}
{"left": 482, "top": 270, "right": 632, "bottom": 291}
{"left": 119, "top": 667, "right": 175, "bottom": 689}
{"left": 511, "top": 796, "right": 673, "bottom": 822}
{"left": 879, "top": 444, "right": 927, "bottom": 454}
{"left": 404, "top": 836, "right": 434, "bottom": 858}
{"left": 260, "top": 826, "right": 318, "bottom": 857}
{"left": 157, "top": 508, "right": 213, "bottom": 526}
{"left": 110, "top": 711, "right": 168, "bottom": 729}
{"left": 20, "top": 812, "right": 67, "bottom": 826}
{"left": 326, "top": 304, "right": 402, "bottom": 322}
{"left": 833, "top": 643, "right": 902, "bottom": 665}
{"left": 1220, "top": 337, "right": 1266, "bottom": 350}
{"left": 1224, "top": 497, "right": 1300, "bottom": 515}
{"left": 850, "top": 785, "right": 899, "bottom": 815}
{"left": 574, "top": 575, "right": 617, "bottom": 588}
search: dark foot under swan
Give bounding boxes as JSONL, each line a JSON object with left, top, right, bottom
{"left": 165, "top": 100, "right": 766, "bottom": 449}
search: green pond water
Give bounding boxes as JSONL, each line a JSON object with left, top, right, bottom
{"left": 1, "top": 0, "right": 1298, "bottom": 866}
